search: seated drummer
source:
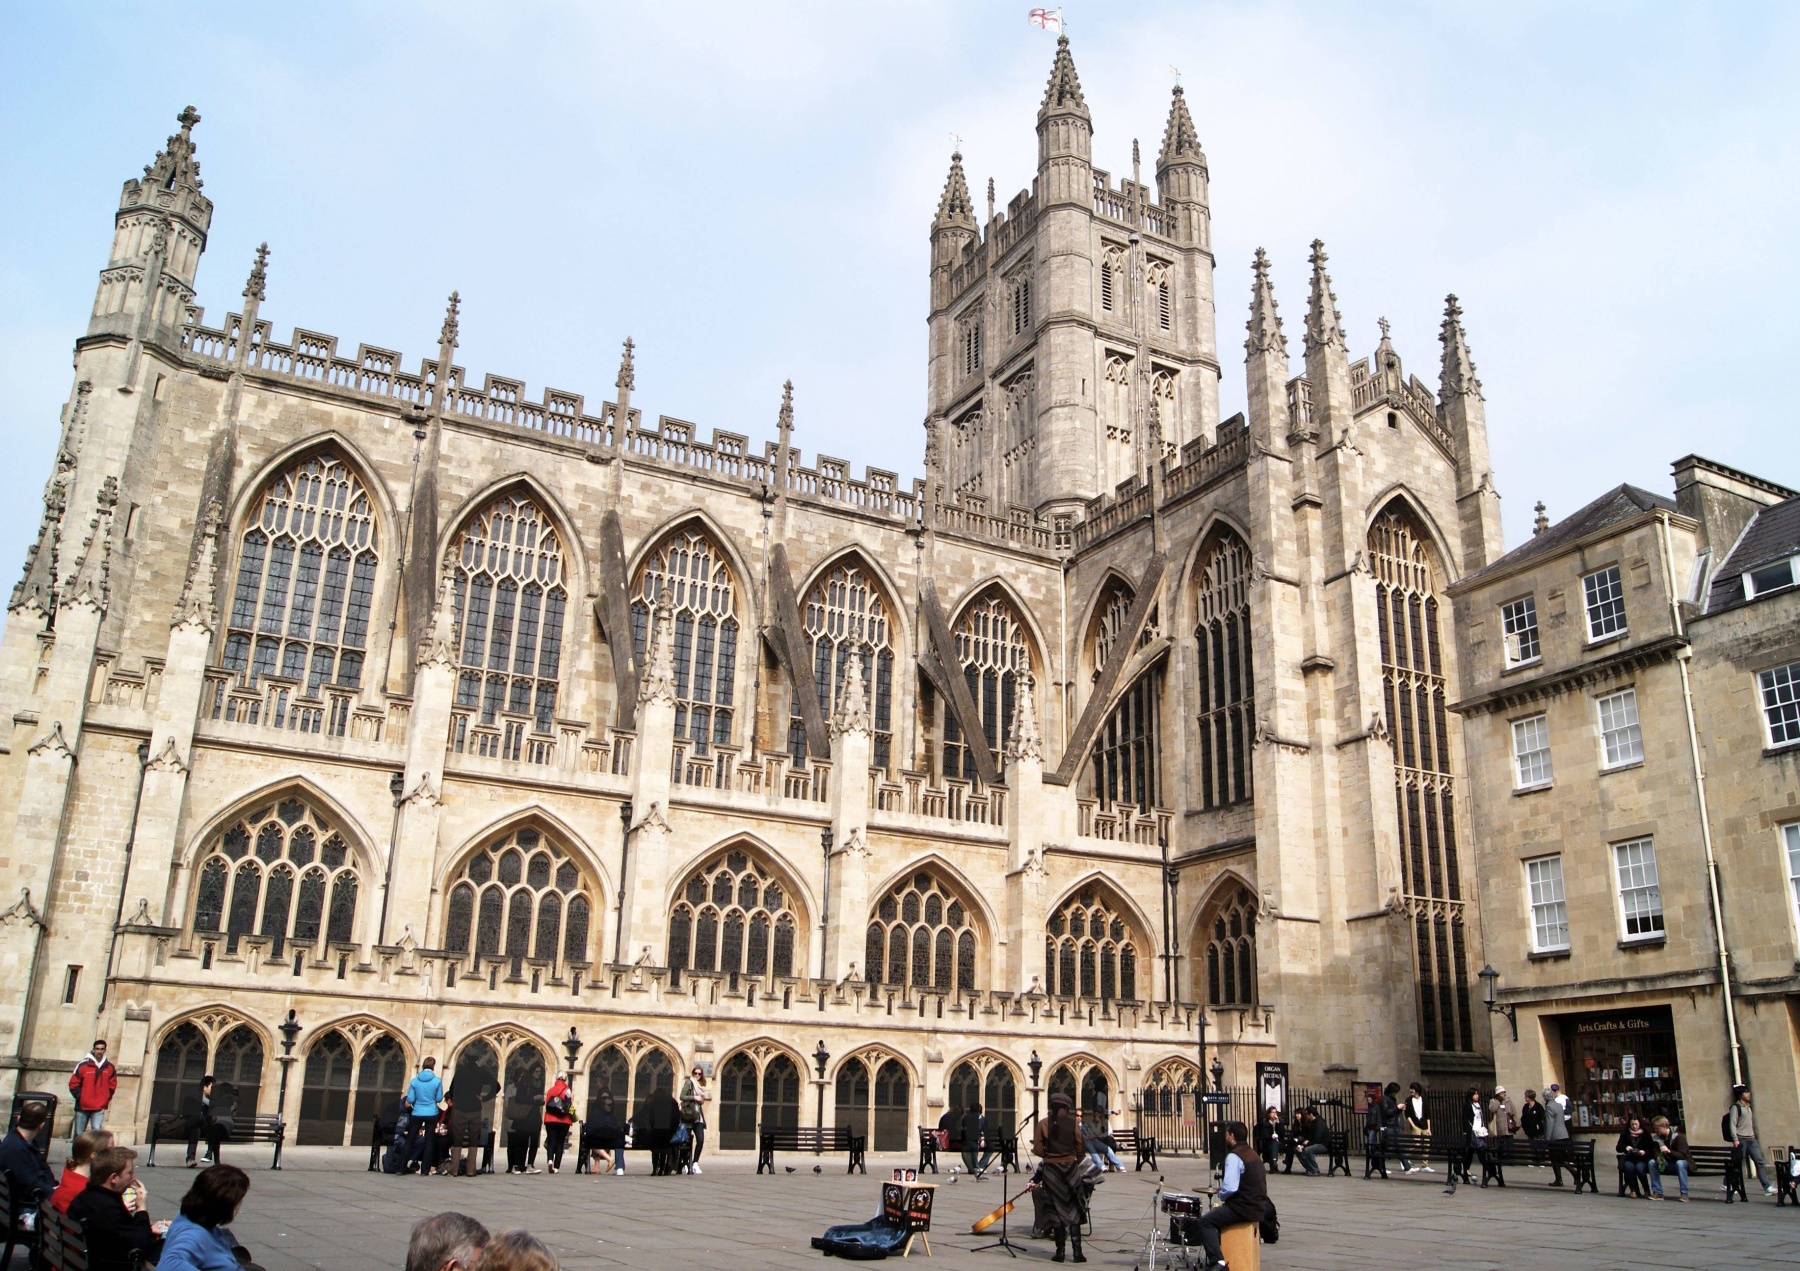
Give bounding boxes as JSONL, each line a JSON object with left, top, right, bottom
{"left": 1189, "top": 1121, "right": 1266, "bottom": 1271}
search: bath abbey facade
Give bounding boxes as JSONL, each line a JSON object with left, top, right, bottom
{"left": 0, "top": 38, "right": 1508, "bottom": 1150}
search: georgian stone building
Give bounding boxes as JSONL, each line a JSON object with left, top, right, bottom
{"left": 0, "top": 38, "right": 1508, "bottom": 1151}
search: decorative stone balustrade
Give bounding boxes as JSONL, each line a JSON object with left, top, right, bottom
{"left": 1076, "top": 798, "right": 1172, "bottom": 846}
{"left": 201, "top": 670, "right": 397, "bottom": 746}
{"left": 870, "top": 769, "right": 1006, "bottom": 834}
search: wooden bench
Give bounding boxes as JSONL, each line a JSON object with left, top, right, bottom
{"left": 1686, "top": 1144, "right": 1748, "bottom": 1201}
{"left": 36, "top": 1204, "right": 88, "bottom": 1271}
{"left": 1112, "top": 1127, "right": 1158, "bottom": 1171}
{"left": 917, "top": 1126, "right": 945, "bottom": 1173}
{"left": 1320, "top": 1129, "right": 1351, "bottom": 1177}
{"left": 145, "top": 1111, "right": 287, "bottom": 1170}
{"left": 1777, "top": 1147, "right": 1798, "bottom": 1207}
{"left": 0, "top": 1169, "right": 41, "bottom": 1271}
{"left": 756, "top": 1125, "right": 866, "bottom": 1175}
{"left": 1487, "top": 1137, "right": 1598, "bottom": 1193}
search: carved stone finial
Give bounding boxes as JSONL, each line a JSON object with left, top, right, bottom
{"left": 638, "top": 598, "right": 678, "bottom": 706}
{"left": 243, "top": 243, "right": 269, "bottom": 304}
{"left": 1006, "top": 673, "right": 1043, "bottom": 763}
{"left": 776, "top": 379, "right": 795, "bottom": 440}
{"left": 1040, "top": 33, "right": 1089, "bottom": 117}
{"left": 615, "top": 336, "right": 636, "bottom": 393}
{"left": 1533, "top": 501, "right": 1550, "bottom": 536}
{"left": 831, "top": 645, "right": 872, "bottom": 739}
{"left": 1438, "top": 293, "right": 1483, "bottom": 401}
{"left": 932, "top": 151, "right": 977, "bottom": 233}
{"left": 1305, "top": 239, "right": 1347, "bottom": 354}
{"left": 147, "top": 735, "right": 188, "bottom": 775}
{"left": 142, "top": 107, "right": 203, "bottom": 192}
{"left": 63, "top": 477, "right": 118, "bottom": 614}
{"left": 416, "top": 562, "right": 461, "bottom": 671}
{"left": 1158, "top": 82, "right": 1203, "bottom": 172}
{"left": 1245, "top": 248, "right": 1287, "bottom": 359}
{"left": 439, "top": 290, "right": 461, "bottom": 351}
{"left": 0, "top": 888, "right": 47, "bottom": 931}
{"left": 172, "top": 500, "right": 222, "bottom": 631}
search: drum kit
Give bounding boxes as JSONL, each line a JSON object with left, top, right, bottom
{"left": 1132, "top": 1182, "right": 1215, "bottom": 1271}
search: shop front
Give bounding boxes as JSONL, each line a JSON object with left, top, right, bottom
{"left": 1551, "top": 1005, "right": 1684, "bottom": 1134}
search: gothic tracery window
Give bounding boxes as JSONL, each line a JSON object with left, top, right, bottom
{"left": 1201, "top": 884, "right": 1258, "bottom": 1007}
{"left": 449, "top": 492, "right": 567, "bottom": 735}
{"left": 442, "top": 826, "right": 593, "bottom": 968}
{"left": 1195, "top": 531, "right": 1254, "bottom": 810}
{"left": 1088, "top": 581, "right": 1162, "bottom": 813}
{"left": 1045, "top": 887, "right": 1138, "bottom": 1001}
{"left": 864, "top": 871, "right": 977, "bottom": 992}
{"left": 789, "top": 559, "right": 895, "bottom": 770}
{"left": 223, "top": 452, "right": 378, "bottom": 696}
{"left": 667, "top": 848, "right": 799, "bottom": 984}
{"left": 632, "top": 527, "right": 740, "bottom": 754}
{"left": 1101, "top": 354, "right": 1133, "bottom": 491}
{"left": 1370, "top": 504, "right": 1472, "bottom": 1053}
{"left": 941, "top": 589, "right": 1032, "bottom": 781}
{"left": 191, "top": 797, "right": 359, "bottom": 957}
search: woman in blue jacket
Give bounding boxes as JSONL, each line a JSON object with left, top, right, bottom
{"left": 156, "top": 1164, "right": 261, "bottom": 1271}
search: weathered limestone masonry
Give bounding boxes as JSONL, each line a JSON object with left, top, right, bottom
{"left": 2, "top": 40, "right": 1509, "bottom": 1150}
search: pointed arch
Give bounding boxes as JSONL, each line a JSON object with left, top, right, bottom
{"left": 1044, "top": 875, "right": 1149, "bottom": 1003}
{"left": 624, "top": 508, "right": 760, "bottom": 617}
{"left": 866, "top": 853, "right": 999, "bottom": 946}
{"left": 946, "top": 1049, "right": 1022, "bottom": 1136}
{"left": 937, "top": 579, "right": 1042, "bottom": 780}
{"left": 1193, "top": 875, "right": 1259, "bottom": 1008}
{"left": 1174, "top": 509, "right": 1255, "bottom": 616}
{"left": 152, "top": 1005, "right": 272, "bottom": 1056}
{"left": 715, "top": 1038, "right": 807, "bottom": 1148}
{"left": 1046, "top": 871, "right": 1159, "bottom": 951}
{"left": 584, "top": 1029, "right": 683, "bottom": 1125}
{"left": 151, "top": 1008, "right": 269, "bottom": 1121}
{"left": 1074, "top": 567, "right": 1139, "bottom": 677}
{"left": 1139, "top": 1055, "right": 1202, "bottom": 1122}
{"left": 1044, "top": 1052, "right": 1119, "bottom": 1117}
{"left": 180, "top": 774, "right": 378, "bottom": 874}
{"left": 303, "top": 1014, "right": 414, "bottom": 1064}
{"left": 229, "top": 431, "right": 400, "bottom": 553}
{"left": 944, "top": 574, "right": 1051, "bottom": 672}
{"left": 667, "top": 840, "right": 809, "bottom": 983}
{"left": 449, "top": 1023, "right": 558, "bottom": 1066}
{"left": 436, "top": 471, "right": 587, "bottom": 595}
{"left": 437, "top": 813, "right": 605, "bottom": 969}
{"left": 436, "top": 804, "right": 610, "bottom": 897}
{"left": 793, "top": 545, "right": 909, "bottom": 639}
{"left": 662, "top": 833, "right": 816, "bottom": 928}
{"left": 864, "top": 858, "right": 992, "bottom": 992}
{"left": 1191, "top": 520, "right": 1256, "bottom": 810}
{"left": 1363, "top": 486, "right": 1458, "bottom": 585}
{"left": 789, "top": 547, "right": 904, "bottom": 770}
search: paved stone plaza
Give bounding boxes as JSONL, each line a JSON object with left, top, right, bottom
{"left": 147, "top": 1148, "right": 1800, "bottom": 1269}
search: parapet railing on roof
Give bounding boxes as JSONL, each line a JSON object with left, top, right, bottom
{"left": 1071, "top": 419, "right": 1250, "bottom": 551}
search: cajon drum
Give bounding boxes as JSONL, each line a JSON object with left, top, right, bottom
{"left": 1220, "top": 1221, "right": 1261, "bottom": 1270}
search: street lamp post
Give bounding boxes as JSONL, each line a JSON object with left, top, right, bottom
{"left": 1478, "top": 963, "right": 1518, "bottom": 1042}
{"left": 564, "top": 1027, "right": 583, "bottom": 1086}
{"left": 612, "top": 799, "right": 633, "bottom": 964}
{"left": 812, "top": 1039, "right": 831, "bottom": 1154}
{"left": 272, "top": 1009, "right": 302, "bottom": 1169}
{"left": 820, "top": 827, "right": 833, "bottom": 967}
{"left": 1027, "top": 1050, "right": 1042, "bottom": 1123}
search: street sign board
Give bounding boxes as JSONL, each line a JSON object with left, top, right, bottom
{"left": 1199, "top": 1092, "right": 1232, "bottom": 1105}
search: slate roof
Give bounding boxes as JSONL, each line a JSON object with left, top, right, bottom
{"left": 1704, "top": 494, "right": 1800, "bottom": 614}
{"left": 1462, "top": 484, "right": 1675, "bottom": 586}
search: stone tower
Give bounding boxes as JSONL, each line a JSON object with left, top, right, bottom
{"left": 925, "top": 38, "right": 1221, "bottom": 525}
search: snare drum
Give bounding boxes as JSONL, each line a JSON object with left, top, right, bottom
{"left": 1160, "top": 1191, "right": 1203, "bottom": 1217}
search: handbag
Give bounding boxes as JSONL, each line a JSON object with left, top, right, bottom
{"left": 670, "top": 1121, "right": 692, "bottom": 1148}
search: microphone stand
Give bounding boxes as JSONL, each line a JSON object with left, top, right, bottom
{"left": 972, "top": 1119, "right": 1031, "bottom": 1257}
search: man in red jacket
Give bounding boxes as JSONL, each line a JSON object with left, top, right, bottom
{"left": 69, "top": 1038, "right": 118, "bottom": 1139}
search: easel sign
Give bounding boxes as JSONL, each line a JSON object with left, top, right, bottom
{"left": 881, "top": 1181, "right": 936, "bottom": 1257}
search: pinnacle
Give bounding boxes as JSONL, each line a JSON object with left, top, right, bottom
{"left": 616, "top": 337, "right": 636, "bottom": 393}
{"left": 1305, "top": 240, "right": 1346, "bottom": 354}
{"left": 243, "top": 243, "right": 269, "bottom": 304}
{"left": 933, "top": 151, "right": 977, "bottom": 233}
{"left": 1439, "top": 293, "right": 1482, "bottom": 399}
{"left": 777, "top": 379, "right": 795, "bottom": 437}
{"left": 1245, "top": 248, "right": 1287, "bottom": 360}
{"left": 438, "top": 290, "right": 460, "bottom": 351}
{"left": 1157, "top": 84, "right": 1203, "bottom": 170}
{"left": 143, "top": 104, "right": 203, "bottom": 192}
{"left": 1039, "top": 34, "right": 1089, "bottom": 119}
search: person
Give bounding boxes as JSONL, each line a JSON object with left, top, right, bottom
{"left": 505, "top": 1084, "right": 543, "bottom": 1176}
{"left": 68, "top": 1038, "right": 118, "bottom": 1140}
{"left": 49, "top": 1128, "right": 113, "bottom": 1214}
{"left": 184, "top": 1075, "right": 231, "bottom": 1168}
{"left": 406, "top": 1211, "right": 491, "bottom": 1271}
{"left": 1362, "top": 1089, "right": 1389, "bottom": 1179}
{"left": 540, "top": 1072, "right": 574, "bottom": 1174}
{"left": 1617, "top": 1115, "right": 1653, "bottom": 1198}
{"left": 678, "top": 1064, "right": 711, "bottom": 1175}
{"left": 587, "top": 1091, "right": 625, "bottom": 1175}
{"left": 156, "top": 1163, "right": 261, "bottom": 1271}
{"left": 937, "top": 1101, "right": 961, "bottom": 1159}
{"left": 405, "top": 1058, "right": 445, "bottom": 1176}
{"left": 1031, "top": 1093, "right": 1086, "bottom": 1264}
{"left": 1289, "top": 1106, "right": 1324, "bottom": 1176}
{"left": 638, "top": 1085, "right": 681, "bottom": 1176}
{"left": 1379, "top": 1082, "right": 1408, "bottom": 1175}
{"left": 1082, "top": 1103, "right": 1125, "bottom": 1173}
{"left": 1190, "top": 1121, "right": 1266, "bottom": 1271}
{"left": 67, "top": 1145, "right": 168, "bottom": 1271}
{"left": 1252, "top": 1107, "right": 1285, "bottom": 1173}
{"left": 472, "top": 1229, "right": 559, "bottom": 1271}
{"left": 1519, "top": 1089, "right": 1545, "bottom": 1143}
{"left": 1728, "top": 1085, "right": 1776, "bottom": 1196}
{"left": 448, "top": 1060, "right": 491, "bottom": 1177}
{"left": 1649, "top": 1115, "right": 1689, "bottom": 1201}
{"left": 1402, "top": 1082, "right": 1433, "bottom": 1173}
{"left": 1543, "top": 1084, "right": 1572, "bottom": 1186}
{"left": 0, "top": 1100, "right": 58, "bottom": 1201}
{"left": 1444, "top": 1085, "right": 1485, "bottom": 1194}
{"left": 1486, "top": 1085, "right": 1516, "bottom": 1163}
{"left": 961, "top": 1099, "right": 996, "bottom": 1177}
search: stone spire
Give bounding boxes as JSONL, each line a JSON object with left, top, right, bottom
{"left": 1245, "top": 248, "right": 1287, "bottom": 358}
{"left": 1156, "top": 84, "right": 1203, "bottom": 170}
{"left": 615, "top": 336, "right": 636, "bottom": 394}
{"left": 638, "top": 597, "right": 677, "bottom": 706}
{"left": 932, "top": 151, "right": 977, "bottom": 234}
{"left": 243, "top": 242, "right": 269, "bottom": 304}
{"left": 432, "top": 290, "right": 460, "bottom": 410}
{"left": 1438, "top": 294, "right": 1482, "bottom": 399}
{"left": 143, "top": 105, "right": 204, "bottom": 193}
{"left": 416, "top": 562, "right": 461, "bottom": 670}
{"left": 1039, "top": 35, "right": 1089, "bottom": 120}
{"left": 1304, "top": 240, "right": 1347, "bottom": 354}
{"left": 63, "top": 477, "right": 118, "bottom": 614}
{"left": 832, "top": 645, "right": 871, "bottom": 738}
{"left": 171, "top": 501, "right": 222, "bottom": 631}
{"left": 1006, "top": 674, "right": 1043, "bottom": 762}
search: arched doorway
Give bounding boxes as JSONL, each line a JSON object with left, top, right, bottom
{"left": 585, "top": 1036, "right": 678, "bottom": 1126}
{"left": 1140, "top": 1059, "right": 1201, "bottom": 1152}
{"left": 448, "top": 1039, "right": 500, "bottom": 1145}
{"left": 296, "top": 1025, "right": 410, "bottom": 1146}
{"left": 297, "top": 1031, "right": 353, "bottom": 1145}
{"left": 352, "top": 1034, "right": 408, "bottom": 1146}
{"left": 150, "top": 1023, "right": 208, "bottom": 1119}
{"left": 1047, "top": 1059, "right": 1113, "bottom": 1118}
{"left": 503, "top": 1044, "right": 548, "bottom": 1154}
{"left": 947, "top": 1055, "right": 1019, "bottom": 1138}
{"left": 836, "top": 1054, "right": 909, "bottom": 1152}
{"left": 214, "top": 1025, "right": 265, "bottom": 1116}
{"left": 717, "top": 1047, "right": 803, "bottom": 1150}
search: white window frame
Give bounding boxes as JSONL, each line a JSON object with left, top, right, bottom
{"left": 1596, "top": 688, "right": 1644, "bottom": 769}
{"left": 1525, "top": 855, "right": 1569, "bottom": 953}
{"left": 1612, "top": 836, "right": 1665, "bottom": 941}
{"left": 1501, "top": 595, "right": 1540, "bottom": 668}
{"left": 1759, "top": 661, "right": 1800, "bottom": 748}
{"left": 1511, "top": 713, "right": 1553, "bottom": 789}
{"left": 1744, "top": 557, "right": 1797, "bottom": 598}
{"left": 1783, "top": 822, "right": 1800, "bottom": 953}
{"left": 1583, "top": 565, "right": 1627, "bottom": 642}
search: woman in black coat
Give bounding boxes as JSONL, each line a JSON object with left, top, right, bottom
{"left": 638, "top": 1088, "right": 681, "bottom": 1176}
{"left": 1616, "top": 1115, "right": 1654, "bottom": 1198}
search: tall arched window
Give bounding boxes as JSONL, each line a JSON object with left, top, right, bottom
{"left": 1370, "top": 505, "right": 1472, "bottom": 1053}
{"left": 1200, "top": 883, "right": 1257, "bottom": 1007}
{"left": 1100, "top": 354, "right": 1133, "bottom": 491}
{"left": 632, "top": 528, "right": 740, "bottom": 754}
{"left": 1045, "top": 887, "right": 1139, "bottom": 1002}
{"left": 789, "top": 559, "right": 895, "bottom": 770}
{"left": 222, "top": 452, "right": 378, "bottom": 699}
{"left": 449, "top": 492, "right": 567, "bottom": 736}
{"left": 835, "top": 1054, "right": 910, "bottom": 1152}
{"left": 191, "top": 797, "right": 359, "bottom": 958}
{"left": 1195, "top": 531, "right": 1254, "bottom": 810}
{"left": 864, "top": 871, "right": 977, "bottom": 991}
{"left": 941, "top": 590, "right": 1033, "bottom": 781}
{"left": 1047, "top": 1060, "right": 1112, "bottom": 1118}
{"left": 947, "top": 1055, "right": 1018, "bottom": 1136}
{"left": 442, "top": 825, "right": 594, "bottom": 970}
{"left": 667, "top": 848, "right": 800, "bottom": 985}
{"left": 717, "top": 1047, "right": 802, "bottom": 1150}
{"left": 586, "top": 1036, "right": 677, "bottom": 1126}
{"left": 1088, "top": 581, "right": 1163, "bottom": 813}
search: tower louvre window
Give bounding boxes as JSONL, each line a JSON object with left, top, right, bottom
{"left": 961, "top": 319, "right": 984, "bottom": 378}
{"left": 1100, "top": 259, "right": 1115, "bottom": 312}
{"left": 1158, "top": 279, "right": 1172, "bottom": 330}
{"left": 1011, "top": 276, "right": 1032, "bottom": 336}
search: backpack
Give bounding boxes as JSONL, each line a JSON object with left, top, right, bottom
{"left": 1260, "top": 1198, "right": 1280, "bottom": 1245}
{"left": 1721, "top": 1109, "right": 1734, "bottom": 1144}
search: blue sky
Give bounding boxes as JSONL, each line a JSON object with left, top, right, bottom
{"left": 4, "top": 1, "right": 1799, "bottom": 579}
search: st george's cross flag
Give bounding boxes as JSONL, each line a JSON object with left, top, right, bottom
{"left": 1028, "top": 8, "right": 1064, "bottom": 35}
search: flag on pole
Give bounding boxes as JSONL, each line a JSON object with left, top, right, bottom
{"left": 1028, "top": 8, "right": 1063, "bottom": 35}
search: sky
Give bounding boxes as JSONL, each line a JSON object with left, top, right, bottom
{"left": 4, "top": 1, "right": 1799, "bottom": 581}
